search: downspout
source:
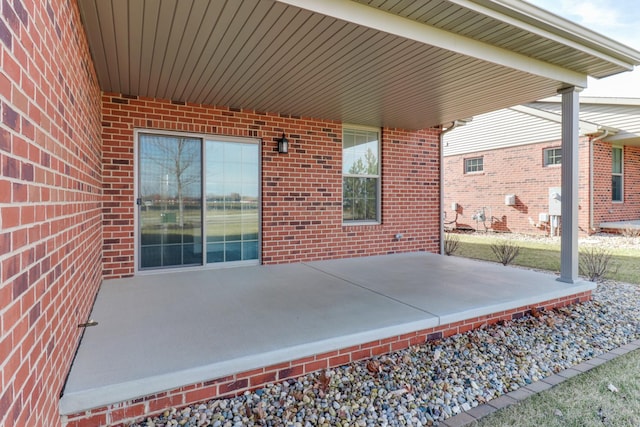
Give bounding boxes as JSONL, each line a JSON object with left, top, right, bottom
{"left": 439, "top": 120, "right": 465, "bottom": 255}
{"left": 589, "top": 129, "right": 610, "bottom": 233}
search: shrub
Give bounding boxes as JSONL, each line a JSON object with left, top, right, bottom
{"left": 444, "top": 233, "right": 460, "bottom": 256}
{"left": 579, "top": 247, "right": 616, "bottom": 282}
{"left": 621, "top": 227, "right": 640, "bottom": 238}
{"left": 490, "top": 241, "right": 520, "bottom": 266}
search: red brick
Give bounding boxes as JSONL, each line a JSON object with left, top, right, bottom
{"left": 249, "top": 371, "right": 277, "bottom": 387}
{"left": 218, "top": 379, "right": 249, "bottom": 396}
{"left": 371, "top": 344, "right": 391, "bottom": 356}
{"left": 65, "top": 412, "right": 107, "bottom": 427}
{"left": 328, "top": 354, "right": 350, "bottom": 367}
{"left": 304, "top": 360, "right": 328, "bottom": 374}
{"left": 391, "top": 339, "right": 410, "bottom": 352}
{"left": 147, "top": 394, "right": 185, "bottom": 413}
{"left": 184, "top": 385, "right": 219, "bottom": 405}
{"left": 409, "top": 336, "right": 427, "bottom": 346}
{"left": 278, "top": 365, "right": 303, "bottom": 381}
{"left": 237, "top": 367, "right": 264, "bottom": 379}
{"left": 314, "top": 350, "right": 340, "bottom": 360}
{"left": 264, "top": 361, "right": 290, "bottom": 372}
{"left": 2, "top": 206, "right": 20, "bottom": 228}
{"left": 350, "top": 349, "right": 372, "bottom": 362}
{"left": 108, "top": 402, "right": 146, "bottom": 424}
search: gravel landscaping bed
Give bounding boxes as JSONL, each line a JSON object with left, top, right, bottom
{"left": 132, "top": 279, "right": 640, "bottom": 427}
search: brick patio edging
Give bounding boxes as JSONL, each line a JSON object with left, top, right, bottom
{"left": 440, "top": 338, "right": 640, "bottom": 427}
{"left": 61, "top": 292, "right": 592, "bottom": 427}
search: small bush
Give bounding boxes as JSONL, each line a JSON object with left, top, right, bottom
{"left": 490, "top": 241, "right": 520, "bottom": 266}
{"left": 579, "top": 246, "right": 615, "bottom": 282}
{"left": 621, "top": 227, "right": 640, "bottom": 238}
{"left": 444, "top": 233, "right": 460, "bottom": 256}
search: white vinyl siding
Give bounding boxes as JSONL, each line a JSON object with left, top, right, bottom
{"left": 443, "top": 108, "right": 564, "bottom": 156}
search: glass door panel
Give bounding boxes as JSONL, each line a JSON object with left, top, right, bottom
{"left": 138, "top": 134, "right": 202, "bottom": 269}
{"left": 205, "top": 139, "right": 259, "bottom": 264}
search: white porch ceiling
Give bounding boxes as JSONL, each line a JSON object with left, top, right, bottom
{"left": 77, "top": 0, "right": 640, "bottom": 130}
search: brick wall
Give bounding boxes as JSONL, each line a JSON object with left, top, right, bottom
{"left": 444, "top": 138, "right": 593, "bottom": 235}
{"left": 0, "top": 1, "right": 102, "bottom": 427}
{"left": 592, "top": 142, "right": 640, "bottom": 229}
{"left": 102, "top": 95, "right": 441, "bottom": 278}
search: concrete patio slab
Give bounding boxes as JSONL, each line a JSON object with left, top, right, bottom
{"left": 307, "top": 253, "right": 593, "bottom": 324}
{"left": 60, "top": 252, "right": 595, "bottom": 415}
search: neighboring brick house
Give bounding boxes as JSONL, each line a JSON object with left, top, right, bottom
{"left": 444, "top": 98, "right": 640, "bottom": 235}
{"left": 1, "top": 1, "right": 639, "bottom": 427}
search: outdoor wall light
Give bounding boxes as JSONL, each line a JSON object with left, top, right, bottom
{"left": 276, "top": 133, "right": 289, "bottom": 154}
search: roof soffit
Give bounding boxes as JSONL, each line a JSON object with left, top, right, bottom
{"left": 77, "top": 0, "right": 638, "bottom": 130}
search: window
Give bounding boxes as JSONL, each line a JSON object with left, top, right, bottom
{"left": 342, "top": 126, "right": 380, "bottom": 223}
{"left": 544, "top": 147, "right": 562, "bottom": 166}
{"left": 464, "top": 157, "right": 483, "bottom": 173}
{"left": 612, "top": 146, "right": 623, "bottom": 202}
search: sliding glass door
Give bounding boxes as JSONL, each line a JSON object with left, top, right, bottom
{"left": 137, "top": 133, "right": 259, "bottom": 271}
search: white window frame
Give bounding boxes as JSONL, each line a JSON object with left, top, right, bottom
{"left": 612, "top": 146, "right": 623, "bottom": 203}
{"left": 342, "top": 124, "right": 381, "bottom": 225}
{"left": 543, "top": 147, "right": 562, "bottom": 166}
{"left": 464, "top": 156, "right": 483, "bottom": 173}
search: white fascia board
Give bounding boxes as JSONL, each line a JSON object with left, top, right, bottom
{"left": 461, "top": 0, "right": 640, "bottom": 70}
{"left": 578, "top": 97, "right": 640, "bottom": 107}
{"left": 275, "top": 0, "right": 587, "bottom": 87}
{"left": 605, "top": 132, "right": 639, "bottom": 144}
{"left": 509, "top": 105, "right": 599, "bottom": 134}
{"left": 538, "top": 96, "right": 640, "bottom": 107}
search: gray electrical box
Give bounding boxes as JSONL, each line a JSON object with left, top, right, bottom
{"left": 548, "top": 187, "right": 562, "bottom": 216}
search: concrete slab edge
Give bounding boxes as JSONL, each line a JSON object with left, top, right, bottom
{"left": 59, "top": 283, "right": 604, "bottom": 416}
{"left": 59, "top": 317, "right": 442, "bottom": 415}
{"left": 438, "top": 280, "right": 596, "bottom": 326}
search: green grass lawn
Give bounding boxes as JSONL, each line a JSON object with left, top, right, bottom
{"left": 449, "top": 233, "right": 640, "bottom": 284}
{"left": 472, "top": 349, "right": 640, "bottom": 427}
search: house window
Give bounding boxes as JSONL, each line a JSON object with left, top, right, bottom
{"left": 612, "top": 146, "right": 623, "bottom": 202}
{"left": 342, "top": 126, "right": 380, "bottom": 223}
{"left": 543, "top": 147, "right": 562, "bottom": 166}
{"left": 464, "top": 157, "right": 483, "bottom": 173}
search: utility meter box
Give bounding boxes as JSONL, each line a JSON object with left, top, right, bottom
{"left": 505, "top": 194, "right": 516, "bottom": 206}
{"left": 548, "top": 187, "right": 562, "bottom": 216}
